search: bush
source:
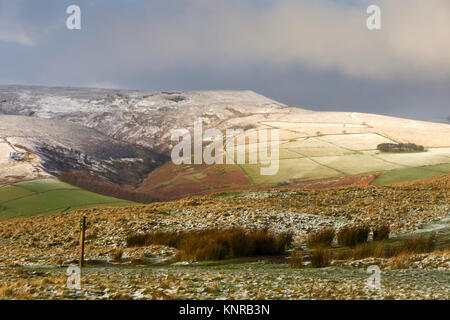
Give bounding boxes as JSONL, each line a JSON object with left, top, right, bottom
{"left": 398, "top": 234, "right": 436, "bottom": 254}
{"left": 127, "top": 228, "right": 293, "bottom": 261}
{"left": 373, "top": 224, "right": 390, "bottom": 241}
{"left": 337, "top": 224, "right": 369, "bottom": 247}
{"left": 310, "top": 248, "right": 330, "bottom": 268}
{"left": 306, "top": 227, "right": 335, "bottom": 249}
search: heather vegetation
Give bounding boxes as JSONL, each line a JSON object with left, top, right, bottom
{"left": 60, "top": 171, "right": 158, "bottom": 203}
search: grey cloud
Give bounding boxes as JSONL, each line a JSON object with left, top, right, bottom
{"left": 3, "top": 0, "right": 450, "bottom": 81}
{"left": 59, "top": 0, "right": 450, "bottom": 81}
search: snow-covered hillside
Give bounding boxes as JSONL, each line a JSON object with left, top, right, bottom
{"left": 1, "top": 85, "right": 450, "bottom": 191}
{"left": 0, "top": 86, "right": 290, "bottom": 155}
{"left": 0, "top": 115, "right": 166, "bottom": 185}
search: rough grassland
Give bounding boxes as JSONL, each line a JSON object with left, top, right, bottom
{"left": 0, "top": 262, "right": 447, "bottom": 300}
{"left": 0, "top": 175, "right": 448, "bottom": 300}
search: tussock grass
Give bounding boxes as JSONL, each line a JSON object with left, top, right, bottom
{"left": 110, "top": 249, "right": 123, "bottom": 262}
{"left": 126, "top": 228, "right": 293, "bottom": 261}
{"left": 398, "top": 234, "right": 436, "bottom": 254}
{"left": 333, "top": 233, "right": 437, "bottom": 263}
{"left": 351, "top": 242, "right": 385, "bottom": 260}
{"left": 373, "top": 224, "right": 390, "bottom": 241}
{"left": 310, "top": 248, "right": 331, "bottom": 268}
{"left": 306, "top": 227, "right": 335, "bottom": 249}
{"left": 337, "top": 224, "right": 370, "bottom": 247}
{"left": 388, "top": 253, "right": 413, "bottom": 270}
{"left": 126, "top": 231, "right": 180, "bottom": 248}
{"left": 0, "top": 287, "right": 14, "bottom": 299}
{"left": 288, "top": 249, "right": 304, "bottom": 268}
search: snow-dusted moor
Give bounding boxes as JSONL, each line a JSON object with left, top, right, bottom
{"left": 0, "top": 86, "right": 448, "bottom": 300}
{"left": 1, "top": 0, "right": 450, "bottom": 305}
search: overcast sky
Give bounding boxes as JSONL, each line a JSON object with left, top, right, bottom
{"left": 0, "top": 0, "right": 449, "bottom": 123}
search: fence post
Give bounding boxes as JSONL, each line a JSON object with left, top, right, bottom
{"left": 79, "top": 216, "right": 86, "bottom": 268}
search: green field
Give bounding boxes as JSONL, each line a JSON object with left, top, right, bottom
{"left": 375, "top": 163, "right": 450, "bottom": 185}
{"left": 239, "top": 158, "right": 340, "bottom": 185}
{"left": 14, "top": 179, "right": 79, "bottom": 192}
{"left": 225, "top": 133, "right": 450, "bottom": 187}
{"left": 0, "top": 179, "right": 136, "bottom": 220}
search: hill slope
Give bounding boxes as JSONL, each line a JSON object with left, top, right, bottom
{"left": 0, "top": 114, "right": 166, "bottom": 186}
{"left": 1, "top": 85, "right": 450, "bottom": 200}
{"left": 0, "top": 174, "right": 448, "bottom": 265}
{"left": 0, "top": 178, "right": 135, "bottom": 220}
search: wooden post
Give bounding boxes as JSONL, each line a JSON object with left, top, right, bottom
{"left": 79, "top": 216, "right": 86, "bottom": 268}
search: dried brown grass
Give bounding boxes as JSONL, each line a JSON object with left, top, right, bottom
{"left": 373, "top": 223, "right": 390, "bottom": 241}
{"left": 351, "top": 242, "right": 385, "bottom": 260}
{"left": 288, "top": 249, "right": 304, "bottom": 268}
{"left": 397, "top": 234, "right": 436, "bottom": 254}
{"left": 306, "top": 227, "right": 335, "bottom": 249}
{"left": 310, "top": 248, "right": 331, "bottom": 268}
{"left": 337, "top": 224, "right": 370, "bottom": 247}
{"left": 127, "top": 228, "right": 293, "bottom": 261}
